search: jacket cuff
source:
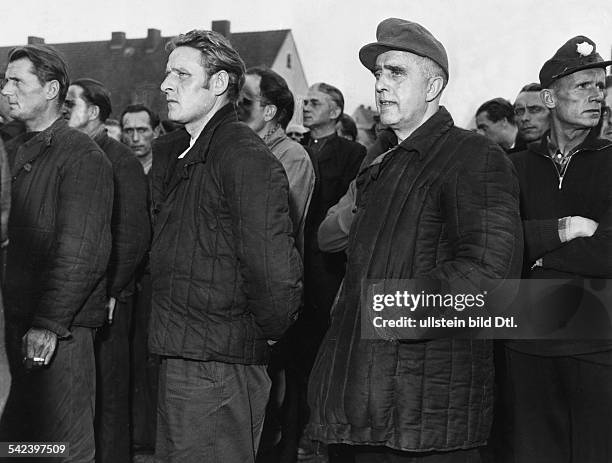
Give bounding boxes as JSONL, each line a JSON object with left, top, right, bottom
{"left": 31, "top": 316, "right": 71, "bottom": 339}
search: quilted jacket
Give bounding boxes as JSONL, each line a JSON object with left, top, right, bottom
{"left": 4, "top": 119, "right": 113, "bottom": 337}
{"left": 94, "top": 130, "right": 150, "bottom": 301}
{"left": 306, "top": 107, "right": 523, "bottom": 452}
{"left": 148, "top": 104, "right": 302, "bottom": 364}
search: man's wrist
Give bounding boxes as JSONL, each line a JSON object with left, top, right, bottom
{"left": 558, "top": 216, "right": 571, "bottom": 242}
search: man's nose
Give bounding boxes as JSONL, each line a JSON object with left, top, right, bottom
{"left": 131, "top": 132, "right": 141, "bottom": 142}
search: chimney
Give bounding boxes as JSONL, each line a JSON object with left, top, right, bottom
{"left": 145, "top": 28, "right": 161, "bottom": 53}
{"left": 27, "top": 36, "right": 45, "bottom": 45}
{"left": 110, "top": 31, "right": 126, "bottom": 50}
{"left": 211, "top": 20, "right": 231, "bottom": 39}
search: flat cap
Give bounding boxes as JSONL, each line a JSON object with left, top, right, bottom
{"left": 539, "top": 35, "right": 612, "bottom": 88}
{"left": 359, "top": 18, "right": 448, "bottom": 79}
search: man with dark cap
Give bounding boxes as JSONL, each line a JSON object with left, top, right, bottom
{"left": 507, "top": 36, "right": 612, "bottom": 462}
{"left": 305, "top": 18, "right": 522, "bottom": 462}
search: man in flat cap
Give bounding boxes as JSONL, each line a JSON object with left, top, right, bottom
{"left": 305, "top": 18, "right": 522, "bottom": 462}
{"left": 507, "top": 36, "right": 612, "bottom": 462}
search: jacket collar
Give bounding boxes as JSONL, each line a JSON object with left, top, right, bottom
{"left": 395, "top": 106, "right": 454, "bottom": 160}
{"left": 185, "top": 103, "right": 238, "bottom": 163}
{"left": 265, "top": 126, "right": 289, "bottom": 151}
{"left": 530, "top": 127, "right": 612, "bottom": 157}
{"left": 20, "top": 117, "right": 68, "bottom": 148}
{"left": 12, "top": 117, "right": 67, "bottom": 173}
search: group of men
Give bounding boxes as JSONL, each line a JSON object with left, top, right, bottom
{"left": 0, "top": 15, "right": 609, "bottom": 463}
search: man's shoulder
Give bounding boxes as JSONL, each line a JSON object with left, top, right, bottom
{"left": 332, "top": 136, "right": 367, "bottom": 157}
{"left": 100, "top": 135, "right": 135, "bottom": 163}
{"left": 271, "top": 135, "right": 310, "bottom": 162}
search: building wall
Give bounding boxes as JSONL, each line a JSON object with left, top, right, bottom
{"left": 271, "top": 33, "right": 308, "bottom": 125}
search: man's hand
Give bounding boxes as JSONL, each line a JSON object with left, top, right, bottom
{"left": 106, "top": 297, "right": 117, "bottom": 324}
{"left": 560, "top": 216, "right": 599, "bottom": 242}
{"left": 22, "top": 328, "right": 58, "bottom": 366}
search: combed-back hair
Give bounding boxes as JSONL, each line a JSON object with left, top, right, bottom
{"left": 313, "top": 82, "right": 345, "bottom": 119}
{"left": 72, "top": 78, "right": 112, "bottom": 122}
{"left": 247, "top": 66, "right": 295, "bottom": 129}
{"left": 168, "top": 30, "right": 245, "bottom": 103}
{"left": 519, "top": 82, "right": 543, "bottom": 93}
{"left": 8, "top": 44, "right": 70, "bottom": 104}
{"left": 476, "top": 97, "right": 515, "bottom": 125}
{"left": 120, "top": 104, "right": 160, "bottom": 130}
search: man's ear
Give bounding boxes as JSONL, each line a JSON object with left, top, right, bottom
{"left": 212, "top": 70, "right": 230, "bottom": 96}
{"left": 263, "top": 104, "right": 277, "bottom": 123}
{"left": 45, "top": 80, "right": 60, "bottom": 101}
{"left": 88, "top": 104, "right": 100, "bottom": 122}
{"left": 329, "top": 104, "right": 342, "bottom": 121}
{"left": 541, "top": 88, "right": 555, "bottom": 109}
{"left": 425, "top": 76, "right": 444, "bottom": 102}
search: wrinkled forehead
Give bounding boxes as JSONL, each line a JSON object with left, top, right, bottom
{"left": 306, "top": 86, "right": 334, "bottom": 105}
{"left": 514, "top": 91, "right": 545, "bottom": 107}
{"left": 374, "top": 49, "right": 420, "bottom": 68}
{"left": 122, "top": 111, "right": 153, "bottom": 129}
{"left": 556, "top": 67, "right": 606, "bottom": 89}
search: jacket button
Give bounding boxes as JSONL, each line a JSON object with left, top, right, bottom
{"left": 24, "top": 163, "right": 32, "bottom": 172}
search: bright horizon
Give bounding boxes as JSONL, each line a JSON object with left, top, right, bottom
{"left": 0, "top": 0, "right": 610, "bottom": 128}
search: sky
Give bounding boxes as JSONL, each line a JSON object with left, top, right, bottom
{"left": 0, "top": 0, "right": 611, "bottom": 128}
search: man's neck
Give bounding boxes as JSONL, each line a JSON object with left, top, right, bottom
{"left": 25, "top": 107, "right": 61, "bottom": 132}
{"left": 308, "top": 123, "right": 336, "bottom": 140}
{"left": 138, "top": 152, "right": 152, "bottom": 169}
{"left": 184, "top": 97, "right": 229, "bottom": 139}
{"left": 503, "top": 126, "right": 519, "bottom": 150}
{"left": 393, "top": 103, "right": 439, "bottom": 143}
{"left": 549, "top": 118, "right": 591, "bottom": 154}
{"left": 83, "top": 120, "right": 105, "bottom": 140}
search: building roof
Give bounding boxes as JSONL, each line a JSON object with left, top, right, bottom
{"left": 0, "top": 27, "right": 293, "bottom": 120}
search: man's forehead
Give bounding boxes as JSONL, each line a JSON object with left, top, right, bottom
{"left": 374, "top": 49, "right": 417, "bottom": 67}
{"left": 244, "top": 74, "right": 262, "bottom": 95}
{"left": 306, "top": 87, "right": 330, "bottom": 102}
{"left": 122, "top": 111, "right": 152, "bottom": 128}
{"left": 167, "top": 46, "right": 205, "bottom": 70}
{"left": 6, "top": 57, "right": 36, "bottom": 76}
{"left": 559, "top": 67, "right": 606, "bottom": 86}
{"left": 515, "top": 91, "right": 544, "bottom": 106}
{"left": 67, "top": 85, "right": 84, "bottom": 99}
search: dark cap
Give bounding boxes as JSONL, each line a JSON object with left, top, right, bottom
{"left": 539, "top": 36, "right": 612, "bottom": 88}
{"left": 359, "top": 18, "right": 448, "bottom": 79}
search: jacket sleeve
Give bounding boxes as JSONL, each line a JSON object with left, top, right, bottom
{"left": 422, "top": 143, "right": 523, "bottom": 305}
{"left": 318, "top": 179, "right": 356, "bottom": 253}
{"left": 541, "top": 204, "right": 612, "bottom": 278}
{"left": 522, "top": 218, "right": 563, "bottom": 264}
{"left": 107, "top": 156, "right": 151, "bottom": 298}
{"left": 0, "top": 139, "right": 10, "bottom": 245}
{"left": 32, "top": 149, "right": 113, "bottom": 337}
{"left": 221, "top": 141, "right": 303, "bottom": 340}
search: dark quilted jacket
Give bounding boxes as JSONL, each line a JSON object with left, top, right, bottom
{"left": 94, "top": 131, "right": 150, "bottom": 301}
{"left": 148, "top": 104, "right": 302, "bottom": 364}
{"left": 306, "top": 107, "right": 523, "bottom": 452}
{"left": 4, "top": 119, "right": 113, "bottom": 337}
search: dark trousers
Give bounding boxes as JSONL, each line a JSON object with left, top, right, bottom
{"left": 0, "top": 323, "right": 96, "bottom": 463}
{"left": 130, "top": 273, "right": 158, "bottom": 452}
{"left": 94, "top": 298, "right": 132, "bottom": 463}
{"left": 156, "top": 357, "right": 271, "bottom": 463}
{"left": 506, "top": 348, "right": 612, "bottom": 463}
{"left": 329, "top": 445, "right": 481, "bottom": 463}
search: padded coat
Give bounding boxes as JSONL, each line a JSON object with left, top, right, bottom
{"left": 148, "top": 104, "right": 302, "bottom": 364}
{"left": 4, "top": 119, "right": 113, "bottom": 337}
{"left": 305, "top": 107, "right": 523, "bottom": 452}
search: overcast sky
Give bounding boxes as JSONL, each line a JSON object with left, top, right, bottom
{"left": 1, "top": 0, "right": 610, "bottom": 127}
